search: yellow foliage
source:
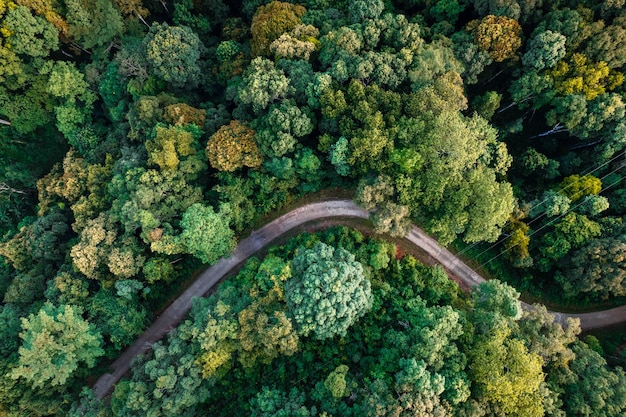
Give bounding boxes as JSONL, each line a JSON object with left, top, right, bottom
{"left": 467, "top": 15, "right": 522, "bottom": 62}
{"left": 550, "top": 53, "right": 623, "bottom": 100}
{"left": 163, "top": 103, "right": 206, "bottom": 127}
{"left": 147, "top": 125, "right": 195, "bottom": 170}
{"left": 559, "top": 174, "right": 602, "bottom": 201}
{"left": 504, "top": 219, "right": 531, "bottom": 266}
{"left": 206, "top": 120, "right": 262, "bottom": 172}
{"left": 197, "top": 347, "right": 233, "bottom": 379}
{"left": 250, "top": 0, "right": 306, "bottom": 57}
{"left": 15, "top": 0, "right": 70, "bottom": 39}
{"left": 112, "top": 0, "right": 149, "bottom": 18}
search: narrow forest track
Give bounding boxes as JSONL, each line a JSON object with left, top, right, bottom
{"left": 92, "top": 199, "right": 626, "bottom": 399}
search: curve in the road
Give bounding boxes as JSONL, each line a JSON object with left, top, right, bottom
{"left": 93, "top": 199, "right": 626, "bottom": 399}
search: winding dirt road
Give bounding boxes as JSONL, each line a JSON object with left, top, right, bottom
{"left": 92, "top": 199, "right": 626, "bottom": 399}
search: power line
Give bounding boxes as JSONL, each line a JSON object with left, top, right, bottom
{"left": 481, "top": 171, "right": 626, "bottom": 268}
{"left": 467, "top": 157, "right": 626, "bottom": 263}
{"left": 456, "top": 151, "right": 626, "bottom": 257}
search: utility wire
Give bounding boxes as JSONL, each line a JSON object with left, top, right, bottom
{"left": 456, "top": 151, "right": 625, "bottom": 257}
{"left": 481, "top": 171, "right": 626, "bottom": 268}
{"left": 465, "top": 154, "right": 626, "bottom": 262}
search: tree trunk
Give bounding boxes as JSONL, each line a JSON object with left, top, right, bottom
{"left": 530, "top": 123, "right": 568, "bottom": 139}
{"left": 569, "top": 139, "right": 603, "bottom": 151}
{"left": 0, "top": 183, "right": 26, "bottom": 194}
{"left": 498, "top": 96, "right": 533, "bottom": 114}
{"left": 0, "top": 118, "right": 11, "bottom": 126}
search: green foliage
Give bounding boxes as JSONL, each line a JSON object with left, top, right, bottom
{"left": 349, "top": 0, "right": 384, "bottom": 23}
{"left": 0, "top": 304, "right": 22, "bottom": 357}
{"left": 237, "top": 57, "right": 293, "bottom": 114}
{"left": 65, "top": 0, "right": 124, "bottom": 49}
{"left": 89, "top": 289, "right": 147, "bottom": 351}
{"left": 557, "top": 342, "right": 626, "bottom": 417}
{"left": 98, "top": 62, "right": 128, "bottom": 123}
{"left": 370, "top": 201, "right": 411, "bottom": 237}
{"left": 2, "top": 5, "right": 58, "bottom": 58}
{"left": 179, "top": 203, "right": 236, "bottom": 265}
{"left": 142, "top": 256, "right": 175, "bottom": 284}
{"left": 2, "top": 0, "right": 626, "bottom": 413}
{"left": 328, "top": 136, "right": 350, "bottom": 176}
{"left": 254, "top": 99, "right": 314, "bottom": 158}
{"left": 530, "top": 190, "right": 571, "bottom": 218}
{"left": 557, "top": 237, "right": 626, "bottom": 299}
{"left": 110, "top": 329, "right": 210, "bottom": 416}
{"left": 172, "top": 0, "right": 214, "bottom": 38}
{"left": 452, "top": 30, "right": 493, "bottom": 84}
{"left": 472, "top": 90, "right": 502, "bottom": 120}
{"left": 44, "top": 271, "right": 90, "bottom": 306}
{"left": 469, "top": 281, "right": 546, "bottom": 416}
{"left": 216, "top": 40, "right": 241, "bottom": 64}
{"left": 285, "top": 242, "right": 371, "bottom": 340}
{"left": 46, "top": 61, "right": 96, "bottom": 138}
{"left": 539, "top": 212, "right": 602, "bottom": 264}
{"left": 583, "top": 18, "right": 626, "bottom": 69}
{"left": 111, "top": 165, "right": 204, "bottom": 242}
{"left": 518, "top": 148, "right": 560, "bottom": 180}
{"left": 400, "top": 111, "right": 514, "bottom": 244}
{"left": 523, "top": 30, "right": 567, "bottom": 70}
{"left": 10, "top": 302, "right": 103, "bottom": 389}
{"left": 250, "top": 387, "right": 316, "bottom": 417}
{"left": 143, "top": 23, "right": 203, "bottom": 88}
{"left": 470, "top": 335, "right": 545, "bottom": 416}
{"left": 324, "top": 364, "right": 349, "bottom": 398}
{"left": 473, "top": 279, "right": 523, "bottom": 321}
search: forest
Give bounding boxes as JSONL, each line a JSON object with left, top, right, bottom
{"left": 1, "top": 0, "right": 626, "bottom": 415}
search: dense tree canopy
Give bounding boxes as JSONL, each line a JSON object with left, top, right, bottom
{"left": 10, "top": 303, "right": 103, "bottom": 389}
{"left": 285, "top": 241, "right": 371, "bottom": 340}
{"left": 1, "top": 0, "right": 626, "bottom": 414}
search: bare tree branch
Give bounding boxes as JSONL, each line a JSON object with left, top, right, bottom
{"left": 0, "top": 183, "right": 26, "bottom": 195}
{"left": 137, "top": 12, "right": 150, "bottom": 28}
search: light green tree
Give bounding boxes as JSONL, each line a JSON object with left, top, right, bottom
{"left": 179, "top": 203, "right": 236, "bottom": 265}
{"left": 522, "top": 30, "right": 567, "bottom": 70}
{"left": 2, "top": 5, "right": 58, "bottom": 58}
{"left": 46, "top": 61, "right": 96, "bottom": 137}
{"left": 143, "top": 23, "right": 203, "bottom": 88}
{"left": 10, "top": 303, "right": 103, "bottom": 389}
{"left": 285, "top": 242, "right": 371, "bottom": 340}
{"left": 237, "top": 57, "right": 293, "bottom": 114}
